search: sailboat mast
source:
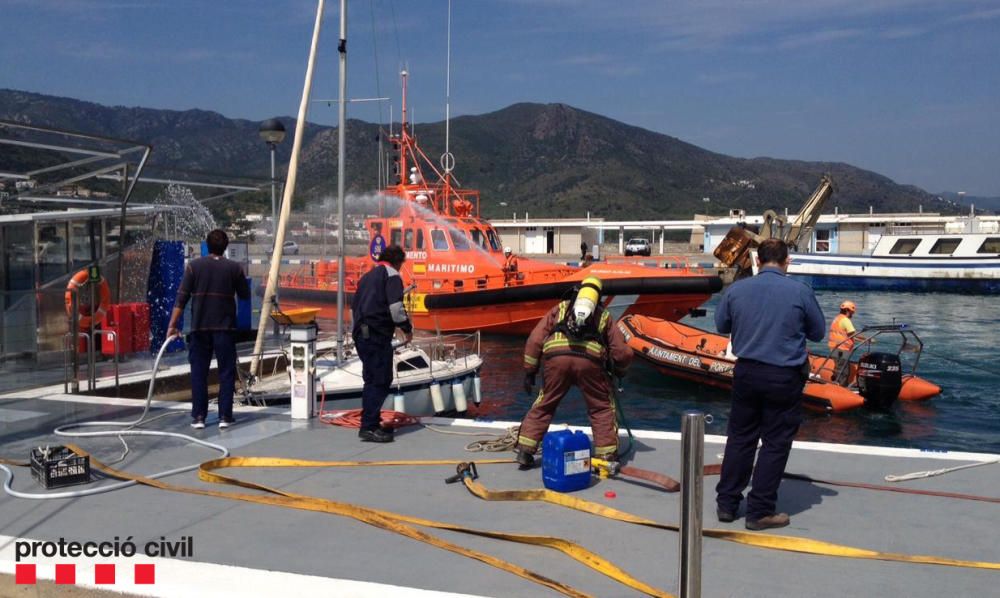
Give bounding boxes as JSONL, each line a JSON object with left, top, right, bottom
{"left": 399, "top": 69, "right": 408, "bottom": 185}
{"left": 250, "top": 0, "right": 325, "bottom": 377}
{"left": 336, "top": 0, "right": 348, "bottom": 364}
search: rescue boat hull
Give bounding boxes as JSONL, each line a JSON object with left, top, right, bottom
{"left": 619, "top": 316, "right": 939, "bottom": 412}
{"left": 279, "top": 271, "right": 721, "bottom": 334}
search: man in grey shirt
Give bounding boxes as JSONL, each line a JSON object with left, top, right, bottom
{"left": 167, "top": 229, "right": 250, "bottom": 429}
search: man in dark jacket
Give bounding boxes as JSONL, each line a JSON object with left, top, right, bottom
{"left": 352, "top": 244, "right": 413, "bottom": 443}
{"left": 516, "top": 276, "right": 632, "bottom": 468}
{"left": 167, "top": 229, "right": 250, "bottom": 430}
{"left": 714, "top": 239, "right": 825, "bottom": 530}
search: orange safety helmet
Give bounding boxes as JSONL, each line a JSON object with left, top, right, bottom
{"left": 840, "top": 300, "right": 857, "bottom": 313}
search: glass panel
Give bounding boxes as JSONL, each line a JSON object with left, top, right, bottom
{"left": 449, "top": 228, "right": 470, "bottom": 250}
{"left": 404, "top": 229, "right": 414, "bottom": 249}
{"left": 929, "top": 238, "right": 961, "bottom": 255}
{"left": 485, "top": 228, "right": 502, "bottom": 252}
{"left": 431, "top": 229, "right": 449, "bottom": 250}
{"left": 416, "top": 229, "right": 425, "bottom": 250}
{"left": 470, "top": 228, "right": 486, "bottom": 249}
{"left": 977, "top": 238, "right": 1000, "bottom": 254}
{"left": 888, "top": 238, "right": 921, "bottom": 255}
{"left": 814, "top": 229, "right": 830, "bottom": 253}
{"left": 37, "top": 222, "right": 69, "bottom": 283}
{"left": 70, "top": 219, "right": 97, "bottom": 271}
{"left": 390, "top": 228, "right": 402, "bottom": 247}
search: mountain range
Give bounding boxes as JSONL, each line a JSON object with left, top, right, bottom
{"left": 0, "top": 88, "right": 957, "bottom": 223}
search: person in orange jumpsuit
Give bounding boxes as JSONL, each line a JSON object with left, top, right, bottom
{"left": 516, "top": 277, "right": 632, "bottom": 469}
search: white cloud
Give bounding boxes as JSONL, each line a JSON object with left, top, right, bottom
{"left": 525, "top": 0, "right": 990, "bottom": 51}
{"left": 777, "top": 28, "right": 865, "bottom": 49}
{"left": 697, "top": 71, "right": 757, "bottom": 85}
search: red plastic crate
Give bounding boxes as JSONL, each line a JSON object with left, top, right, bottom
{"left": 128, "top": 302, "right": 151, "bottom": 352}
{"left": 101, "top": 304, "right": 134, "bottom": 356}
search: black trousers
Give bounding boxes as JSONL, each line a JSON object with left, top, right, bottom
{"left": 188, "top": 330, "right": 236, "bottom": 421}
{"left": 355, "top": 333, "right": 393, "bottom": 431}
{"left": 716, "top": 359, "right": 805, "bottom": 520}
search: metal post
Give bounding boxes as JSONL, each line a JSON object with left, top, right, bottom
{"left": 270, "top": 143, "right": 279, "bottom": 303}
{"left": 88, "top": 281, "right": 96, "bottom": 391}
{"left": 269, "top": 143, "right": 281, "bottom": 339}
{"left": 335, "top": 0, "right": 347, "bottom": 364}
{"left": 70, "top": 289, "right": 79, "bottom": 393}
{"left": 679, "top": 411, "right": 704, "bottom": 598}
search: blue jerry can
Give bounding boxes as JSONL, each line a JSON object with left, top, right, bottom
{"left": 542, "top": 429, "right": 592, "bottom": 492}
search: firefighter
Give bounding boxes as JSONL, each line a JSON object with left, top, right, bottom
{"left": 516, "top": 276, "right": 632, "bottom": 469}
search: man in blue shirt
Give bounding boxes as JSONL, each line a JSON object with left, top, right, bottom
{"left": 714, "top": 239, "right": 825, "bottom": 530}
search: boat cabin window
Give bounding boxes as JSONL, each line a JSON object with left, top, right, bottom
{"left": 888, "top": 238, "right": 921, "bottom": 255}
{"left": 390, "top": 228, "right": 402, "bottom": 247}
{"left": 397, "top": 355, "right": 429, "bottom": 372}
{"left": 416, "top": 229, "right": 425, "bottom": 250}
{"left": 929, "top": 238, "right": 961, "bottom": 255}
{"left": 404, "top": 229, "right": 414, "bottom": 249}
{"left": 977, "top": 238, "right": 1000, "bottom": 254}
{"left": 814, "top": 229, "right": 831, "bottom": 253}
{"left": 469, "top": 228, "right": 488, "bottom": 250}
{"left": 370, "top": 222, "right": 383, "bottom": 235}
{"left": 449, "top": 228, "right": 470, "bottom": 250}
{"left": 486, "top": 228, "right": 503, "bottom": 252}
{"left": 431, "top": 229, "right": 449, "bottom": 250}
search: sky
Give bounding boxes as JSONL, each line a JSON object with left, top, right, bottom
{"left": 2, "top": 0, "right": 999, "bottom": 196}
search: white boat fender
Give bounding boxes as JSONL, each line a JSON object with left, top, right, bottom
{"left": 452, "top": 378, "right": 468, "bottom": 413}
{"left": 430, "top": 381, "right": 445, "bottom": 414}
{"left": 392, "top": 390, "right": 406, "bottom": 413}
{"left": 472, "top": 374, "right": 482, "bottom": 406}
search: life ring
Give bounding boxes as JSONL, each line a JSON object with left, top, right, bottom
{"left": 65, "top": 269, "right": 112, "bottom": 330}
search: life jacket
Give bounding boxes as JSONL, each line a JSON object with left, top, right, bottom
{"left": 828, "top": 313, "right": 854, "bottom": 350}
{"left": 543, "top": 300, "right": 611, "bottom": 363}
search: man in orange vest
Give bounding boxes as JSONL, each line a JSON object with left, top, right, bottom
{"left": 828, "top": 300, "right": 858, "bottom": 384}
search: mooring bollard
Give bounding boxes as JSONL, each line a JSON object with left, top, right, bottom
{"left": 679, "top": 410, "right": 705, "bottom": 598}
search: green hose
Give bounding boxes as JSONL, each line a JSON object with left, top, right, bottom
{"left": 613, "top": 378, "right": 636, "bottom": 461}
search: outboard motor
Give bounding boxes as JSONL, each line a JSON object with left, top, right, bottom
{"left": 856, "top": 352, "right": 902, "bottom": 410}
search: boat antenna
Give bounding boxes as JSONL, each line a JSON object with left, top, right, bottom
{"left": 335, "top": 0, "right": 348, "bottom": 364}
{"left": 440, "top": 0, "right": 456, "bottom": 198}
{"left": 251, "top": 0, "right": 326, "bottom": 377}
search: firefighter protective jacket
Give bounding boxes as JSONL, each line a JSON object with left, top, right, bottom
{"left": 523, "top": 300, "right": 632, "bottom": 376}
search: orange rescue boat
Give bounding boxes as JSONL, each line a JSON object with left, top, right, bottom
{"left": 275, "top": 72, "right": 722, "bottom": 334}
{"left": 619, "top": 316, "right": 941, "bottom": 412}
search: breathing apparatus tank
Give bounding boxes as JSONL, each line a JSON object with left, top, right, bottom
{"left": 856, "top": 352, "right": 902, "bottom": 410}
{"left": 571, "top": 276, "right": 603, "bottom": 329}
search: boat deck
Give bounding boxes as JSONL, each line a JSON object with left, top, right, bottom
{"left": 1, "top": 393, "right": 997, "bottom": 597}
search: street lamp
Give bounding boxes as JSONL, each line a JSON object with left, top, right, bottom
{"left": 259, "top": 119, "right": 286, "bottom": 239}
{"left": 260, "top": 119, "right": 286, "bottom": 330}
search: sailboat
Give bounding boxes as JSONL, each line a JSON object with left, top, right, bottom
{"left": 249, "top": 0, "right": 483, "bottom": 417}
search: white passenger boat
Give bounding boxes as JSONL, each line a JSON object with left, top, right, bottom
{"left": 787, "top": 232, "right": 1000, "bottom": 293}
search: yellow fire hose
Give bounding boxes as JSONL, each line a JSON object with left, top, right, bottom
{"left": 18, "top": 447, "right": 1000, "bottom": 597}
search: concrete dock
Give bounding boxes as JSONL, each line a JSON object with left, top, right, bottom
{"left": 1, "top": 392, "right": 997, "bottom": 597}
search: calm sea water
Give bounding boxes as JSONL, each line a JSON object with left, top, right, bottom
{"left": 466, "top": 290, "right": 1000, "bottom": 455}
